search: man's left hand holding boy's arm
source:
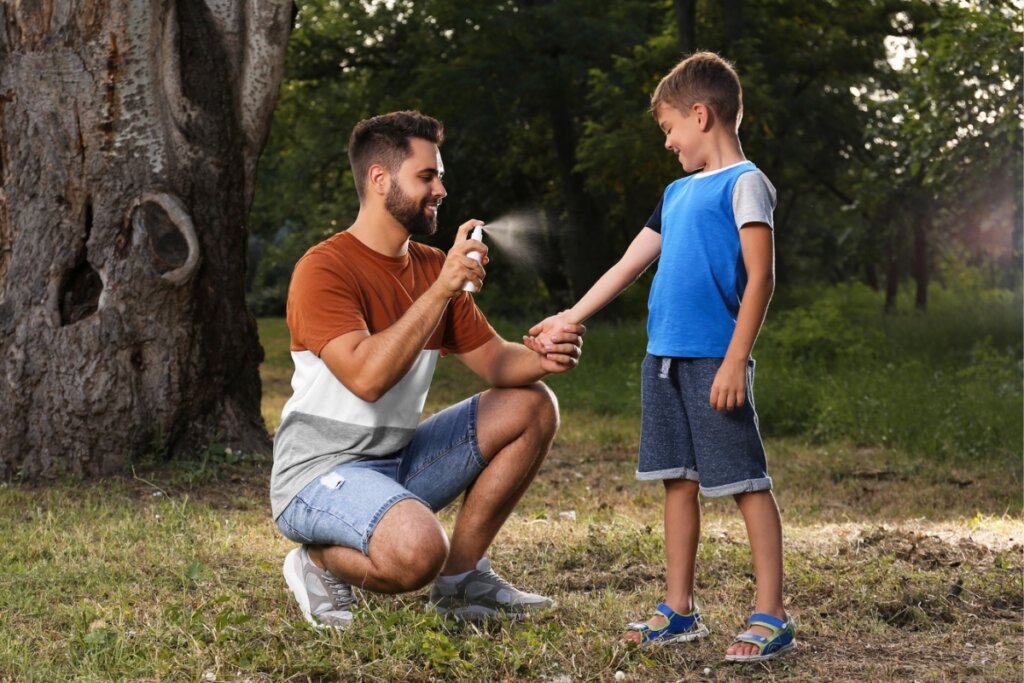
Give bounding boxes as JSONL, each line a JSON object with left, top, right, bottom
{"left": 710, "top": 223, "right": 775, "bottom": 412}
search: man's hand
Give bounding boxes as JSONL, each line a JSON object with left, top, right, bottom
{"left": 432, "top": 220, "right": 489, "bottom": 298}
{"left": 523, "top": 311, "right": 570, "bottom": 352}
{"left": 709, "top": 357, "right": 747, "bottom": 411}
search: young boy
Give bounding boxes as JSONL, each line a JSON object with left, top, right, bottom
{"left": 526, "top": 52, "right": 793, "bottom": 661}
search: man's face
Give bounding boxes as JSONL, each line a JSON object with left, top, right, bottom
{"left": 385, "top": 138, "right": 447, "bottom": 236}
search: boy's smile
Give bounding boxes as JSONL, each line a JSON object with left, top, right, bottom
{"left": 656, "top": 104, "right": 705, "bottom": 173}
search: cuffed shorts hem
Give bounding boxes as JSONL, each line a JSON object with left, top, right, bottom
{"left": 360, "top": 491, "right": 420, "bottom": 554}
{"left": 699, "top": 476, "right": 773, "bottom": 498}
{"left": 635, "top": 466, "right": 700, "bottom": 481}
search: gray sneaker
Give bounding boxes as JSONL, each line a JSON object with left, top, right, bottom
{"left": 429, "top": 558, "right": 554, "bottom": 620}
{"left": 282, "top": 546, "right": 355, "bottom": 629}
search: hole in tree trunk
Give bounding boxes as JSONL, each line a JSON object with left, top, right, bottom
{"left": 60, "top": 196, "right": 102, "bottom": 326}
{"left": 133, "top": 200, "right": 189, "bottom": 273}
{"left": 60, "top": 258, "right": 102, "bottom": 326}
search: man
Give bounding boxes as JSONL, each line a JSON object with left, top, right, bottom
{"left": 270, "top": 110, "right": 586, "bottom": 628}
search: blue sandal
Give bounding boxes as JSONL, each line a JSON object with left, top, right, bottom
{"left": 725, "top": 612, "right": 796, "bottom": 662}
{"left": 625, "top": 602, "right": 710, "bottom": 645}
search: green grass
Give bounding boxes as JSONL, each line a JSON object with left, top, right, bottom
{"left": 1, "top": 287, "right": 1021, "bottom": 682}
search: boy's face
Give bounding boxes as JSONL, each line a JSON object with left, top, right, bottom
{"left": 656, "top": 104, "right": 705, "bottom": 173}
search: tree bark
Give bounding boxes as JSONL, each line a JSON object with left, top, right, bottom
{"left": 0, "top": 1, "right": 292, "bottom": 479}
{"left": 673, "top": 0, "right": 696, "bottom": 55}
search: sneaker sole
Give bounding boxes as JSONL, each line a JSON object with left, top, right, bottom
{"left": 282, "top": 549, "right": 321, "bottom": 628}
{"left": 432, "top": 601, "right": 554, "bottom": 622}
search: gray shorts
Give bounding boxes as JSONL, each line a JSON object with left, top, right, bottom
{"left": 638, "top": 355, "right": 772, "bottom": 496}
{"left": 276, "top": 394, "right": 486, "bottom": 554}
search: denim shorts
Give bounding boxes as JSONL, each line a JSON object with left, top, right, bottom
{"left": 637, "top": 355, "right": 772, "bottom": 496}
{"left": 275, "top": 394, "right": 486, "bottom": 554}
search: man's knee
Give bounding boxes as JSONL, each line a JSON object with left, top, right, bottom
{"left": 519, "top": 381, "right": 560, "bottom": 438}
{"left": 369, "top": 499, "right": 449, "bottom": 592}
{"left": 389, "top": 531, "right": 449, "bottom": 591}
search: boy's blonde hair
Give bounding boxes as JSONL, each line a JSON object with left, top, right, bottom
{"left": 650, "top": 52, "right": 743, "bottom": 128}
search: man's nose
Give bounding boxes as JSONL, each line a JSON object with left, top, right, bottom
{"left": 434, "top": 179, "right": 447, "bottom": 198}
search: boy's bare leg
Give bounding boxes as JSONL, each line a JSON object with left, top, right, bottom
{"left": 441, "top": 383, "right": 560, "bottom": 574}
{"left": 623, "top": 478, "right": 701, "bottom": 643}
{"left": 727, "top": 489, "right": 786, "bottom": 657}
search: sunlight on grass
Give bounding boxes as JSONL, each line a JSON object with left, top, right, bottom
{"left": 1, "top": 306, "right": 1018, "bottom": 681}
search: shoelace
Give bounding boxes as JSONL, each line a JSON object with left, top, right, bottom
{"left": 476, "top": 568, "right": 515, "bottom": 592}
{"left": 323, "top": 575, "right": 355, "bottom": 609}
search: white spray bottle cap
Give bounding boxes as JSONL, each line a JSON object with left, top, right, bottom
{"left": 463, "top": 225, "right": 484, "bottom": 293}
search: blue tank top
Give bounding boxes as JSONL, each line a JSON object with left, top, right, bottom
{"left": 646, "top": 161, "right": 757, "bottom": 357}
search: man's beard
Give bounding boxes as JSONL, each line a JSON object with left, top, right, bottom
{"left": 385, "top": 182, "right": 438, "bottom": 236}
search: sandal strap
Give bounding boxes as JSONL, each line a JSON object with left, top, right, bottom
{"left": 655, "top": 603, "right": 676, "bottom": 620}
{"left": 733, "top": 632, "right": 769, "bottom": 649}
{"left": 747, "top": 612, "right": 787, "bottom": 631}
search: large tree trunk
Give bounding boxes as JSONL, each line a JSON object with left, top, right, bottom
{"left": 0, "top": 1, "right": 292, "bottom": 479}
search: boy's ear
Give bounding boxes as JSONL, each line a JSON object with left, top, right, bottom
{"left": 693, "top": 103, "right": 712, "bottom": 132}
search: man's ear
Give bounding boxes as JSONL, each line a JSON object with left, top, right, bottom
{"left": 693, "top": 103, "right": 713, "bottom": 132}
{"left": 367, "top": 164, "right": 389, "bottom": 196}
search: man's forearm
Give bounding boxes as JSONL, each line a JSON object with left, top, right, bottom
{"left": 346, "top": 287, "right": 451, "bottom": 400}
{"left": 482, "top": 341, "right": 549, "bottom": 387}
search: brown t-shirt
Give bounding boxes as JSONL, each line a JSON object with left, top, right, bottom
{"left": 287, "top": 231, "right": 495, "bottom": 356}
{"left": 270, "top": 231, "right": 495, "bottom": 519}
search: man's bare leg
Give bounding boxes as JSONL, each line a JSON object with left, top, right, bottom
{"left": 309, "top": 498, "right": 450, "bottom": 593}
{"left": 441, "top": 382, "right": 559, "bottom": 574}
{"left": 307, "top": 382, "right": 558, "bottom": 590}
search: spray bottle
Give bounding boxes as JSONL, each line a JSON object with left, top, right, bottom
{"left": 462, "top": 225, "right": 484, "bottom": 293}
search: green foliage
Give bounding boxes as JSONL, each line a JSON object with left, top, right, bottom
{"left": 3, "top": 296, "right": 1022, "bottom": 681}
{"left": 250, "top": 1, "right": 1022, "bottom": 317}
{"left": 754, "top": 282, "right": 1023, "bottom": 459}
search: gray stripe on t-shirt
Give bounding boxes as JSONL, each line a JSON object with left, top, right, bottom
{"left": 269, "top": 411, "right": 416, "bottom": 519}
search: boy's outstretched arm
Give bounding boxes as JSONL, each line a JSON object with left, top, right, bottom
{"left": 525, "top": 227, "right": 661, "bottom": 354}
{"left": 710, "top": 223, "right": 775, "bottom": 411}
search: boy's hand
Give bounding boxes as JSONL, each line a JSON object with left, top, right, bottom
{"left": 523, "top": 311, "right": 572, "bottom": 355}
{"left": 523, "top": 312, "right": 585, "bottom": 371}
{"left": 709, "top": 358, "right": 748, "bottom": 411}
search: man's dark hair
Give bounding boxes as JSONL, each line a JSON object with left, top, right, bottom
{"left": 347, "top": 111, "right": 444, "bottom": 200}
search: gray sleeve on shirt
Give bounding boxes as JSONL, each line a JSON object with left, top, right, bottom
{"left": 732, "top": 170, "right": 778, "bottom": 230}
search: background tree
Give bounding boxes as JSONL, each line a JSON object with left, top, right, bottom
{"left": 249, "top": 0, "right": 1020, "bottom": 316}
{"left": 0, "top": 1, "right": 293, "bottom": 478}
{"left": 853, "top": 0, "right": 1023, "bottom": 310}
